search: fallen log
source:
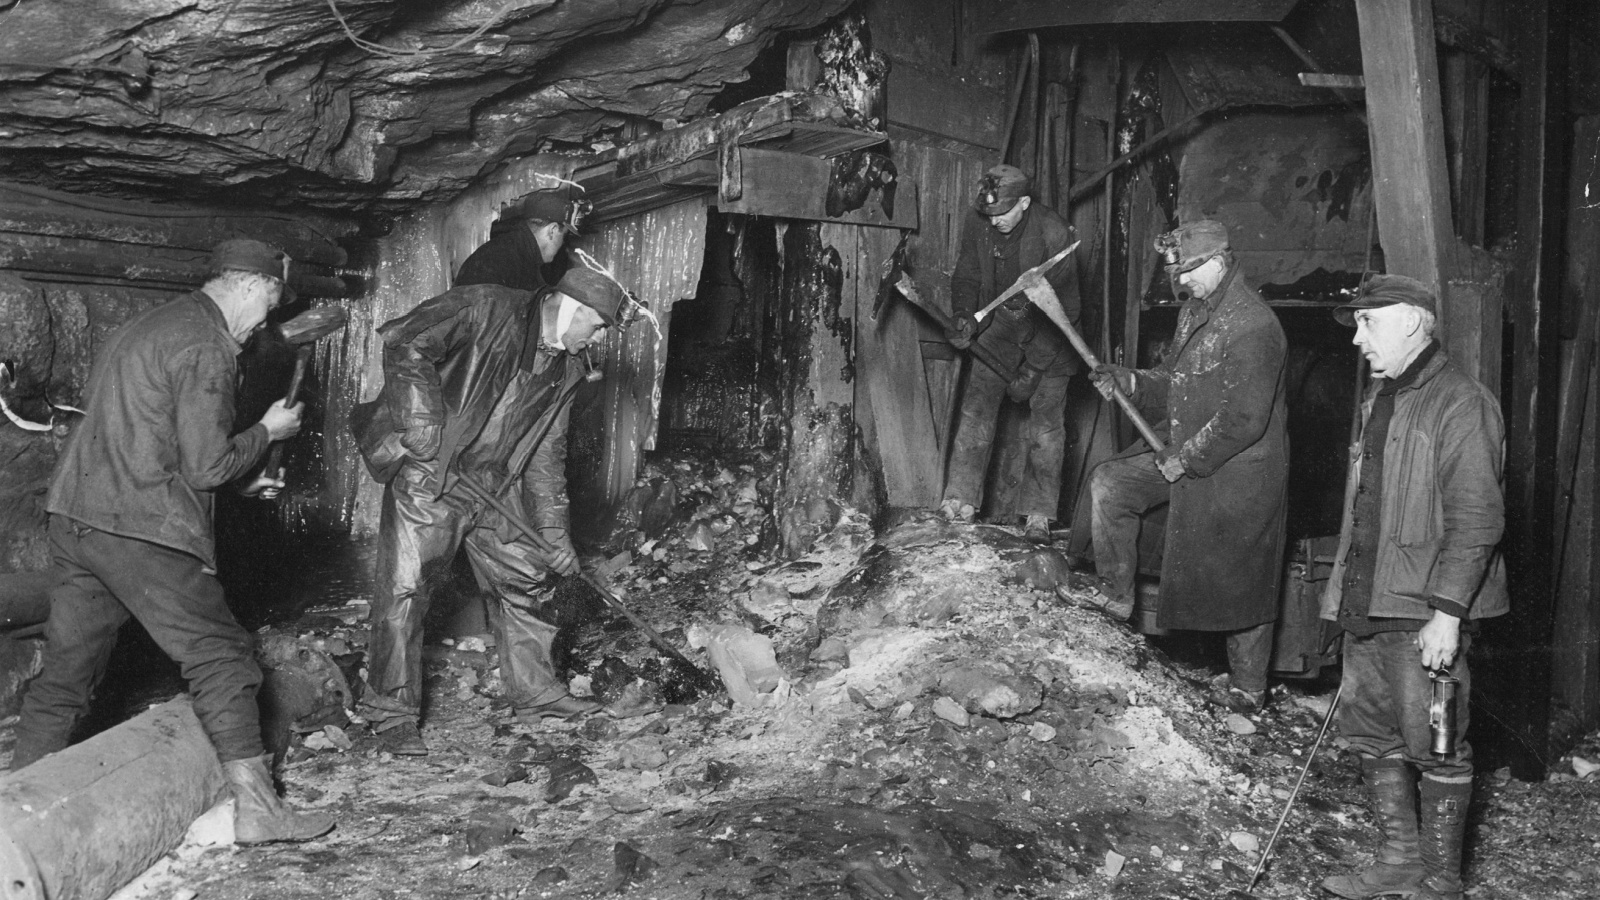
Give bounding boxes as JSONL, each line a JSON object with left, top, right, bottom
{"left": 0, "top": 697, "right": 226, "bottom": 900}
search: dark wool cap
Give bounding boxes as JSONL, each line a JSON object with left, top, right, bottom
{"left": 209, "top": 239, "right": 290, "bottom": 282}
{"left": 504, "top": 189, "right": 581, "bottom": 234}
{"left": 1334, "top": 274, "right": 1437, "bottom": 327}
{"left": 555, "top": 266, "right": 626, "bottom": 327}
{"left": 1154, "top": 220, "right": 1230, "bottom": 274}
{"left": 974, "top": 164, "right": 1031, "bottom": 215}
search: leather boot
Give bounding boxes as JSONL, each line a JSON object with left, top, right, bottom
{"left": 223, "top": 754, "right": 336, "bottom": 845}
{"left": 1414, "top": 777, "right": 1471, "bottom": 900}
{"left": 1322, "top": 757, "right": 1423, "bottom": 898}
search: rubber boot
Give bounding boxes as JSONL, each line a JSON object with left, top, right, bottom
{"left": 1322, "top": 757, "right": 1424, "bottom": 898}
{"left": 1413, "top": 777, "right": 1471, "bottom": 900}
{"left": 223, "top": 754, "right": 336, "bottom": 845}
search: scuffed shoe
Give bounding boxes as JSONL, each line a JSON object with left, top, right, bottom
{"left": 1023, "top": 514, "right": 1052, "bottom": 543}
{"left": 516, "top": 694, "right": 604, "bottom": 723}
{"left": 374, "top": 719, "right": 429, "bottom": 756}
{"left": 1322, "top": 863, "right": 1424, "bottom": 899}
{"left": 1206, "top": 682, "right": 1267, "bottom": 714}
{"left": 224, "top": 754, "right": 336, "bottom": 845}
{"left": 938, "top": 498, "right": 975, "bottom": 523}
{"left": 1069, "top": 581, "right": 1133, "bottom": 623}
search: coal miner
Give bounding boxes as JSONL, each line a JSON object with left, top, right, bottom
{"left": 1319, "top": 275, "right": 1506, "bottom": 900}
{"left": 350, "top": 266, "right": 628, "bottom": 756}
{"left": 940, "top": 164, "right": 1082, "bottom": 542}
{"left": 11, "top": 239, "right": 334, "bottom": 843}
{"left": 1086, "top": 220, "right": 1288, "bottom": 714}
{"left": 454, "top": 186, "right": 589, "bottom": 292}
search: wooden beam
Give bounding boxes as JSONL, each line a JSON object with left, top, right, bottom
{"left": 983, "top": 0, "right": 1298, "bottom": 33}
{"left": 1354, "top": 0, "right": 1458, "bottom": 316}
{"left": 1434, "top": 9, "right": 1518, "bottom": 76}
{"left": 715, "top": 148, "right": 918, "bottom": 230}
{"left": 1496, "top": 0, "right": 1566, "bottom": 780}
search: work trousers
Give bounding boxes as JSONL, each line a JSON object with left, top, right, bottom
{"left": 366, "top": 460, "right": 566, "bottom": 721}
{"left": 1340, "top": 630, "right": 1474, "bottom": 782}
{"left": 943, "top": 347, "right": 1072, "bottom": 520}
{"left": 1089, "top": 450, "right": 1274, "bottom": 693}
{"left": 13, "top": 516, "right": 263, "bottom": 769}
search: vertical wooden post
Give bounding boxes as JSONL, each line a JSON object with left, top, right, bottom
{"left": 1497, "top": 0, "right": 1566, "bottom": 779}
{"left": 1353, "top": 0, "right": 1458, "bottom": 334}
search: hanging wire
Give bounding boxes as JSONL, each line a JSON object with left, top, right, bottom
{"left": 323, "top": 0, "right": 516, "bottom": 59}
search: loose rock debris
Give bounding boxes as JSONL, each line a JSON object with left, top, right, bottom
{"left": 10, "top": 452, "right": 1600, "bottom": 899}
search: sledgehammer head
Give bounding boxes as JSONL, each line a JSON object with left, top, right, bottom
{"left": 279, "top": 306, "right": 349, "bottom": 345}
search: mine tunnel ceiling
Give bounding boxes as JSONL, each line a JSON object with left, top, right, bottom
{"left": 0, "top": 0, "right": 853, "bottom": 217}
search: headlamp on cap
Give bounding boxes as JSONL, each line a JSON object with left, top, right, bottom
{"left": 566, "top": 196, "right": 594, "bottom": 235}
{"left": 976, "top": 173, "right": 1003, "bottom": 212}
{"left": 1154, "top": 231, "right": 1183, "bottom": 267}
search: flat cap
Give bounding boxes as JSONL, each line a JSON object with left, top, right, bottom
{"left": 974, "top": 164, "right": 1031, "bottom": 215}
{"left": 1154, "top": 220, "right": 1229, "bottom": 274}
{"left": 1334, "top": 274, "right": 1437, "bottom": 326}
{"left": 555, "top": 266, "right": 628, "bottom": 327}
{"left": 209, "top": 239, "right": 290, "bottom": 282}
{"left": 503, "top": 189, "right": 586, "bottom": 234}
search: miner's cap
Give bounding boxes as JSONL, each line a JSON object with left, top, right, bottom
{"left": 1154, "top": 220, "right": 1229, "bottom": 274}
{"left": 974, "top": 164, "right": 1031, "bottom": 216}
{"left": 504, "top": 189, "right": 586, "bottom": 235}
{"left": 209, "top": 239, "right": 295, "bottom": 302}
{"left": 1334, "top": 274, "right": 1437, "bottom": 327}
{"left": 554, "top": 266, "right": 626, "bottom": 327}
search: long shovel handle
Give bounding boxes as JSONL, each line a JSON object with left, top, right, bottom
{"left": 1247, "top": 681, "right": 1345, "bottom": 893}
{"left": 263, "top": 345, "right": 313, "bottom": 479}
{"left": 1022, "top": 281, "right": 1166, "bottom": 452}
{"left": 453, "top": 472, "right": 720, "bottom": 691}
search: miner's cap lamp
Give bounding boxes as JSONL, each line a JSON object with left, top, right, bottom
{"left": 1154, "top": 219, "right": 1230, "bottom": 275}
{"left": 974, "top": 164, "right": 1030, "bottom": 216}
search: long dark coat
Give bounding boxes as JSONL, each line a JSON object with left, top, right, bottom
{"left": 1134, "top": 264, "right": 1289, "bottom": 631}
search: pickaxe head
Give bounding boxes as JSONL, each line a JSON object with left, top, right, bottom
{"left": 279, "top": 306, "right": 349, "bottom": 345}
{"left": 871, "top": 232, "right": 913, "bottom": 323}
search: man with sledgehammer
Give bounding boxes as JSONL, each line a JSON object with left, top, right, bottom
{"left": 350, "top": 266, "right": 629, "bottom": 756}
{"left": 11, "top": 239, "right": 335, "bottom": 844}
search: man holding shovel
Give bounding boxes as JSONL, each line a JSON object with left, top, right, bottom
{"left": 350, "top": 266, "right": 627, "bottom": 755}
{"left": 1086, "top": 220, "right": 1289, "bottom": 714}
{"left": 12, "top": 239, "right": 334, "bottom": 844}
{"left": 941, "top": 164, "right": 1083, "bottom": 542}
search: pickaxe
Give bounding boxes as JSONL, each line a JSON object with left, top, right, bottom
{"left": 264, "top": 305, "right": 350, "bottom": 478}
{"left": 973, "top": 241, "right": 1080, "bottom": 322}
{"left": 870, "top": 234, "right": 1014, "bottom": 381}
{"left": 1018, "top": 278, "right": 1166, "bottom": 452}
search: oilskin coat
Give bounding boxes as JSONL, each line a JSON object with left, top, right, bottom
{"left": 1131, "top": 264, "right": 1289, "bottom": 631}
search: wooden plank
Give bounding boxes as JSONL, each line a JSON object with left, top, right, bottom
{"left": 984, "top": 0, "right": 1298, "bottom": 33}
{"left": 716, "top": 148, "right": 918, "bottom": 230}
{"left": 885, "top": 60, "right": 1005, "bottom": 151}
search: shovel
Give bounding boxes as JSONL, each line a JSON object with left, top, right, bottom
{"left": 263, "top": 305, "right": 349, "bottom": 479}
{"left": 452, "top": 471, "right": 721, "bottom": 695}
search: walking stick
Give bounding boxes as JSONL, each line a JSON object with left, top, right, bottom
{"left": 1246, "top": 681, "right": 1345, "bottom": 893}
{"left": 451, "top": 471, "right": 721, "bottom": 694}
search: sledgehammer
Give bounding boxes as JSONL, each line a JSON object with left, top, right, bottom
{"left": 263, "top": 306, "right": 350, "bottom": 479}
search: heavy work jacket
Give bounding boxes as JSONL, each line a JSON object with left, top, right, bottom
{"left": 1320, "top": 349, "right": 1508, "bottom": 622}
{"left": 47, "top": 291, "right": 269, "bottom": 569}
{"left": 951, "top": 204, "right": 1083, "bottom": 376}
{"left": 1130, "top": 263, "right": 1289, "bottom": 630}
{"left": 454, "top": 225, "right": 548, "bottom": 293}
{"left": 350, "top": 284, "right": 580, "bottom": 532}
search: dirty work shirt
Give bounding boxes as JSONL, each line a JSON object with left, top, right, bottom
{"left": 46, "top": 290, "right": 269, "bottom": 569}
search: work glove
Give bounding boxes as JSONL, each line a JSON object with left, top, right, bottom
{"left": 1089, "top": 363, "right": 1135, "bottom": 402}
{"left": 1006, "top": 366, "right": 1043, "bottom": 403}
{"left": 400, "top": 424, "right": 442, "bottom": 461}
{"left": 1155, "top": 447, "right": 1186, "bottom": 483}
{"left": 539, "top": 526, "right": 579, "bottom": 576}
{"left": 944, "top": 314, "right": 978, "bottom": 350}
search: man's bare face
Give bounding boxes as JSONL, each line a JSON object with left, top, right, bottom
{"left": 559, "top": 297, "right": 608, "bottom": 353}
{"left": 532, "top": 221, "right": 566, "bottom": 263}
{"left": 1175, "top": 256, "right": 1226, "bottom": 301}
{"left": 1352, "top": 304, "right": 1425, "bottom": 379}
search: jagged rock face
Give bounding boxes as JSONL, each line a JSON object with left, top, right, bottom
{"left": 0, "top": 0, "right": 850, "bottom": 214}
